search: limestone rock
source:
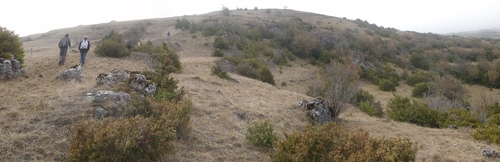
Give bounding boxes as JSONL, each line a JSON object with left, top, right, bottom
{"left": 129, "top": 74, "right": 156, "bottom": 96}
{"left": 482, "top": 148, "right": 500, "bottom": 158}
{"left": 0, "top": 58, "right": 23, "bottom": 80}
{"left": 56, "top": 64, "right": 82, "bottom": 82}
{"left": 299, "top": 98, "right": 332, "bottom": 124}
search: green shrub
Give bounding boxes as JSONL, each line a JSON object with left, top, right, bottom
{"left": 257, "top": 66, "right": 275, "bottom": 85}
{"left": 351, "top": 89, "right": 374, "bottom": 105}
{"left": 472, "top": 124, "right": 500, "bottom": 144}
{"left": 487, "top": 101, "right": 500, "bottom": 117}
{"left": 212, "top": 63, "right": 232, "bottom": 80}
{"left": 0, "top": 27, "right": 25, "bottom": 65}
{"left": 69, "top": 116, "right": 176, "bottom": 161}
{"left": 359, "top": 101, "right": 383, "bottom": 117}
{"left": 212, "top": 48, "right": 224, "bottom": 57}
{"left": 441, "top": 108, "right": 481, "bottom": 128}
{"left": 95, "top": 30, "right": 130, "bottom": 58}
{"left": 406, "top": 71, "right": 430, "bottom": 86}
{"left": 410, "top": 53, "right": 430, "bottom": 70}
{"left": 213, "top": 36, "right": 229, "bottom": 50}
{"left": 271, "top": 123, "right": 417, "bottom": 162}
{"left": 387, "top": 94, "right": 443, "bottom": 128}
{"left": 487, "top": 114, "right": 500, "bottom": 125}
{"left": 379, "top": 79, "right": 397, "bottom": 91}
{"left": 245, "top": 119, "right": 278, "bottom": 148}
{"left": 202, "top": 25, "right": 220, "bottom": 37}
{"left": 175, "top": 18, "right": 191, "bottom": 30}
{"left": 412, "top": 82, "right": 430, "bottom": 98}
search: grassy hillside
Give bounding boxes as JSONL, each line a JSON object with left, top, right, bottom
{"left": 1, "top": 8, "right": 500, "bottom": 161}
{"left": 450, "top": 27, "right": 500, "bottom": 39}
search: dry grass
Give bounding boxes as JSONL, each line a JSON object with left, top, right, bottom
{"left": 1, "top": 9, "right": 500, "bottom": 161}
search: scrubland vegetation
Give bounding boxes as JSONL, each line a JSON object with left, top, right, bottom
{"left": 2, "top": 7, "right": 500, "bottom": 161}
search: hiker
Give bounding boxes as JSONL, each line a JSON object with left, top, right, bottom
{"left": 58, "top": 34, "right": 71, "bottom": 65}
{"left": 78, "top": 36, "right": 90, "bottom": 66}
{"left": 137, "top": 41, "right": 142, "bottom": 48}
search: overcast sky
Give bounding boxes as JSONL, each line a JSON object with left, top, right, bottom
{"left": 2, "top": 0, "right": 500, "bottom": 36}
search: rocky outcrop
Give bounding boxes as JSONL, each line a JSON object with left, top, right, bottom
{"left": 0, "top": 58, "right": 23, "bottom": 80}
{"left": 96, "top": 69, "right": 130, "bottom": 85}
{"left": 90, "top": 70, "right": 157, "bottom": 119}
{"left": 56, "top": 64, "right": 82, "bottom": 82}
{"left": 88, "top": 90, "right": 131, "bottom": 119}
{"left": 96, "top": 70, "right": 156, "bottom": 96}
{"left": 129, "top": 74, "right": 156, "bottom": 96}
{"left": 298, "top": 98, "right": 332, "bottom": 124}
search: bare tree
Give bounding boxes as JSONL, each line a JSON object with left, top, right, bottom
{"left": 321, "top": 61, "right": 360, "bottom": 119}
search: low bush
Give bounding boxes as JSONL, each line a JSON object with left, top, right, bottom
{"left": 245, "top": 119, "right": 278, "bottom": 148}
{"left": 95, "top": 30, "right": 130, "bottom": 58}
{"left": 69, "top": 116, "right": 176, "bottom": 161}
{"left": 487, "top": 114, "right": 500, "bottom": 125}
{"left": 387, "top": 94, "right": 442, "bottom": 128}
{"left": 175, "top": 18, "right": 191, "bottom": 30}
{"left": 359, "top": 101, "right": 383, "bottom": 117}
{"left": 350, "top": 89, "right": 374, "bottom": 105}
{"left": 472, "top": 124, "right": 500, "bottom": 144}
{"left": 211, "top": 63, "right": 232, "bottom": 80}
{"left": 406, "top": 71, "right": 430, "bottom": 86}
{"left": 441, "top": 108, "right": 481, "bottom": 128}
{"left": 379, "top": 79, "right": 397, "bottom": 91}
{"left": 257, "top": 66, "right": 275, "bottom": 85}
{"left": 412, "top": 82, "right": 430, "bottom": 98}
{"left": 271, "top": 123, "right": 417, "bottom": 161}
{"left": 212, "top": 48, "right": 224, "bottom": 57}
{"left": 213, "top": 36, "right": 229, "bottom": 50}
{"left": 0, "top": 27, "right": 24, "bottom": 65}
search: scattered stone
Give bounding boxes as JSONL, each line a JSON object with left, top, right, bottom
{"left": 448, "top": 124, "right": 457, "bottom": 129}
{"left": 481, "top": 148, "right": 500, "bottom": 158}
{"left": 56, "top": 64, "right": 82, "bottom": 82}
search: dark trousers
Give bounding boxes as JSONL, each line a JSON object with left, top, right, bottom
{"left": 59, "top": 48, "right": 68, "bottom": 65}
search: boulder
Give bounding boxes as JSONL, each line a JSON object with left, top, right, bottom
{"left": 56, "top": 64, "right": 82, "bottom": 82}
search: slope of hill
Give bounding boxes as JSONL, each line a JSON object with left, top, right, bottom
{"left": 2, "top": 9, "right": 500, "bottom": 161}
{"left": 450, "top": 27, "right": 500, "bottom": 39}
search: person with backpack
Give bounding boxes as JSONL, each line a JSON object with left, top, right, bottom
{"left": 78, "top": 36, "right": 90, "bottom": 66}
{"left": 58, "top": 34, "right": 71, "bottom": 65}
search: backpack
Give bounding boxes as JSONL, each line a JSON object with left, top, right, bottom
{"left": 80, "top": 40, "right": 89, "bottom": 50}
{"left": 59, "top": 37, "right": 69, "bottom": 48}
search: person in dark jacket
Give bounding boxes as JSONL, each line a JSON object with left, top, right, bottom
{"left": 78, "top": 36, "right": 90, "bottom": 66}
{"left": 58, "top": 34, "right": 71, "bottom": 65}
